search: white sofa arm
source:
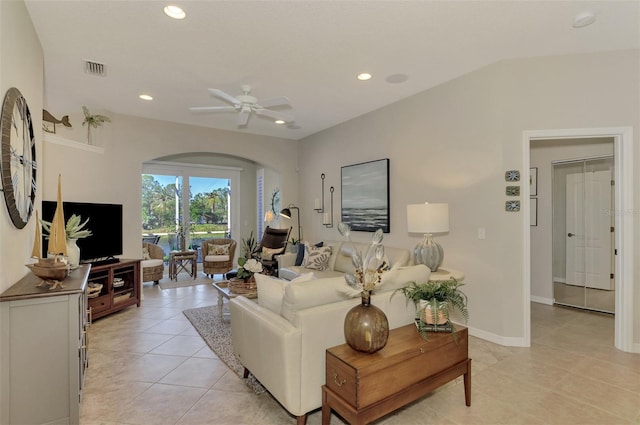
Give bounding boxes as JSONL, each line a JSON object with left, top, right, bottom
{"left": 229, "top": 297, "right": 303, "bottom": 411}
{"left": 276, "top": 252, "right": 296, "bottom": 268}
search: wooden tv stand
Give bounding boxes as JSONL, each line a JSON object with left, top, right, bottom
{"left": 87, "top": 258, "right": 141, "bottom": 320}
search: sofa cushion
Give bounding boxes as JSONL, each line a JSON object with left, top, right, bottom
{"left": 256, "top": 272, "right": 315, "bottom": 314}
{"left": 302, "top": 244, "right": 333, "bottom": 271}
{"left": 379, "top": 264, "right": 432, "bottom": 293}
{"left": 204, "top": 254, "right": 230, "bottom": 262}
{"left": 281, "top": 275, "right": 352, "bottom": 322}
{"left": 279, "top": 266, "right": 344, "bottom": 281}
{"left": 141, "top": 258, "right": 163, "bottom": 268}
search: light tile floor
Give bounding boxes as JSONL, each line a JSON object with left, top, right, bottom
{"left": 80, "top": 276, "right": 640, "bottom": 425}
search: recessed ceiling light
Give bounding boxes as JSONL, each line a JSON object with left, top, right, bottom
{"left": 139, "top": 94, "right": 153, "bottom": 101}
{"left": 573, "top": 11, "right": 596, "bottom": 28}
{"left": 274, "top": 120, "right": 286, "bottom": 125}
{"left": 357, "top": 73, "right": 372, "bottom": 81}
{"left": 164, "top": 5, "right": 186, "bottom": 19}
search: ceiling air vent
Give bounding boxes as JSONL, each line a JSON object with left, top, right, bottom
{"left": 84, "top": 60, "right": 106, "bottom": 77}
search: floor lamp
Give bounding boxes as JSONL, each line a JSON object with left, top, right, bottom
{"left": 280, "top": 205, "right": 302, "bottom": 241}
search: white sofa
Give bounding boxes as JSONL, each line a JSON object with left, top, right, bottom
{"left": 277, "top": 239, "right": 412, "bottom": 280}
{"left": 229, "top": 264, "right": 431, "bottom": 425}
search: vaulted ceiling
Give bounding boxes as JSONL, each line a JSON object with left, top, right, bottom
{"left": 25, "top": 1, "right": 640, "bottom": 141}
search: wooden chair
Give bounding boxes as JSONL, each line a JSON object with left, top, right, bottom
{"left": 201, "top": 238, "right": 237, "bottom": 277}
{"left": 142, "top": 242, "right": 165, "bottom": 284}
{"left": 253, "top": 226, "right": 291, "bottom": 275}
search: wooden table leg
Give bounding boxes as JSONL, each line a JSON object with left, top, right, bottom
{"left": 217, "top": 292, "right": 224, "bottom": 319}
{"left": 464, "top": 358, "right": 472, "bottom": 406}
{"left": 321, "top": 386, "right": 331, "bottom": 425}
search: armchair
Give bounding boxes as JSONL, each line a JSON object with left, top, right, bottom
{"left": 253, "top": 226, "right": 291, "bottom": 275}
{"left": 201, "top": 238, "right": 237, "bottom": 278}
{"left": 142, "top": 242, "right": 165, "bottom": 284}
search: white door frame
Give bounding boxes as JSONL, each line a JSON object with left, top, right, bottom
{"left": 523, "top": 127, "right": 634, "bottom": 353}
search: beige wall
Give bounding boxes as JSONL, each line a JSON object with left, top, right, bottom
{"left": 299, "top": 49, "right": 639, "bottom": 346}
{"left": 0, "top": 1, "right": 43, "bottom": 292}
{"left": 530, "top": 138, "right": 614, "bottom": 304}
{"left": 41, "top": 114, "right": 299, "bottom": 263}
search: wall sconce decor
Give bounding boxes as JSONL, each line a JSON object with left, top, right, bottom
{"left": 314, "top": 173, "right": 325, "bottom": 213}
{"left": 323, "top": 186, "right": 334, "bottom": 228}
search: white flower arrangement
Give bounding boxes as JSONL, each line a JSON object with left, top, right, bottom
{"left": 236, "top": 257, "right": 263, "bottom": 280}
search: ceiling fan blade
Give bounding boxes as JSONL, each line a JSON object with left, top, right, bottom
{"left": 237, "top": 109, "right": 250, "bottom": 126}
{"left": 189, "top": 106, "right": 237, "bottom": 112}
{"left": 254, "top": 108, "right": 295, "bottom": 122}
{"left": 208, "top": 88, "right": 240, "bottom": 106}
{"left": 255, "top": 96, "right": 290, "bottom": 108}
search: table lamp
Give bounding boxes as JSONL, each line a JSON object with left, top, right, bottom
{"left": 407, "top": 203, "right": 449, "bottom": 271}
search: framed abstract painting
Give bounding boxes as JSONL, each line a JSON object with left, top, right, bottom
{"left": 341, "top": 158, "right": 390, "bottom": 233}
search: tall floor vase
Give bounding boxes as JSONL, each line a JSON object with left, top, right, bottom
{"left": 343, "top": 291, "right": 389, "bottom": 353}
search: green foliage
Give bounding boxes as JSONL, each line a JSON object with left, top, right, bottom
{"left": 240, "top": 231, "right": 257, "bottom": 259}
{"left": 395, "top": 279, "right": 469, "bottom": 341}
{"left": 82, "top": 106, "right": 111, "bottom": 128}
{"left": 41, "top": 214, "right": 92, "bottom": 240}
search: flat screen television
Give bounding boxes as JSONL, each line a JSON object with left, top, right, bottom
{"left": 42, "top": 201, "right": 123, "bottom": 264}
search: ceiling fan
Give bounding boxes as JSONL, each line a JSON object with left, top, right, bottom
{"left": 189, "top": 85, "right": 294, "bottom": 127}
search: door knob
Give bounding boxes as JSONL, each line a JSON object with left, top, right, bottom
{"left": 568, "top": 233, "right": 575, "bottom": 237}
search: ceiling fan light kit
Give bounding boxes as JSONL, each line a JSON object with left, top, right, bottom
{"left": 189, "top": 85, "right": 295, "bottom": 127}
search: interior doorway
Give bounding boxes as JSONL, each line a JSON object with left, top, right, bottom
{"left": 524, "top": 127, "right": 634, "bottom": 353}
{"left": 552, "top": 156, "right": 615, "bottom": 313}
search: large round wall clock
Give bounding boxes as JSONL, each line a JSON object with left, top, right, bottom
{"left": 0, "top": 87, "right": 37, "bottom": 229}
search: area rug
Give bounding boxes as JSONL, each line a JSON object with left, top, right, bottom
{"left": 183, "top": 304, "right": 266, "bottom": 394}
{"left": 158, "top": 274, "right": 212, "bottom": 290}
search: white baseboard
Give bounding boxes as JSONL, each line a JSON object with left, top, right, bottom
{"left": 631, "top": 342, "right": 640, "bottom": 354}
{"left": 554, "top": 277, "right": 566, "bottom": 283}
{"left": 467, "top": 326, "right": 529, "bottom": 347}
{"left": 531, "top": 295, "right": 553, "bottom": 305}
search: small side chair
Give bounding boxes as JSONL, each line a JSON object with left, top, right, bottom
{"left": 142, "top": 242, "right": 165, "bottom": 284}
{"left": 201, "top": 238, "right": 237, "bottom": 278}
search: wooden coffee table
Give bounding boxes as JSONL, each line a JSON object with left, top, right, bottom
{"left": 322, "top": 324, "right": 471, "bottom": 425}
{"left": 211, "top": 280, "right": 257, "bottom": 319}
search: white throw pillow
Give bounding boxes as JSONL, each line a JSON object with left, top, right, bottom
{"left": 255, "top": 273, "right": 286, "bottom": 314}
{"left": 280, "top": 275, "right": 351, "bottom": 322}
{"left": 261, "top": 246, "right": 283, "bottom": 261}
{"left": 256, "top": 272, "right": 315, "bottom": 315}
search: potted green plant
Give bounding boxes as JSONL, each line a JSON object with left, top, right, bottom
{"left": 240, "top": 231, "right": 257, "bottom": 259}
{"left": 394, "top": 279, "right": 468, "bottom": 340}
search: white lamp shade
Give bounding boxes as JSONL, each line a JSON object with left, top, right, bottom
{"left": 407, "top": 203, "right": 449, "bottom": 234}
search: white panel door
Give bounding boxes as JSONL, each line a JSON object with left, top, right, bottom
{"left": 565, "top": 170, "right": 613, "bottom": 290}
